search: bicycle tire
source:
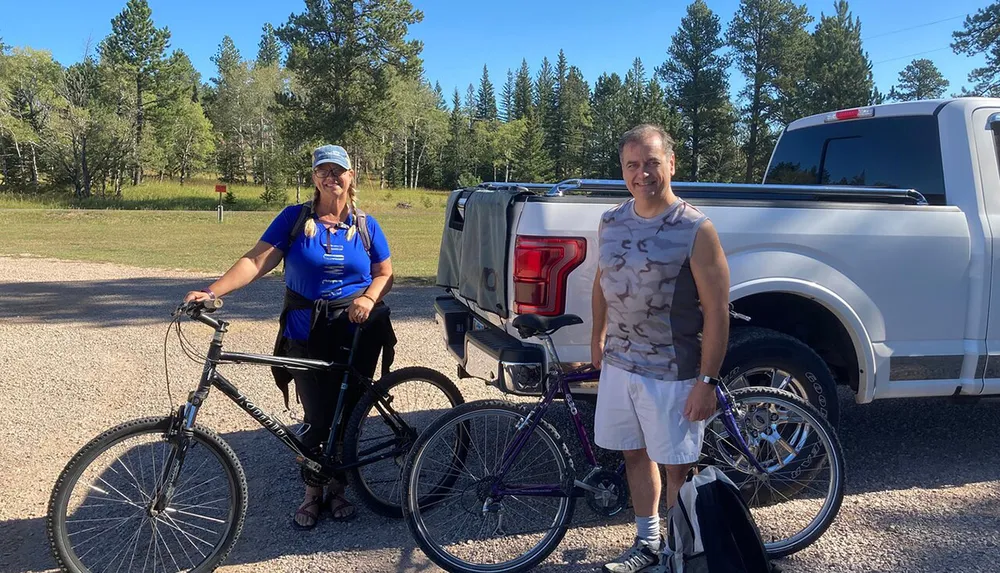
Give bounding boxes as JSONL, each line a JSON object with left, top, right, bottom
{"left": 402, "top": 399, "right": 576, "bottom": 573}
{"left": 47, "top": 417, "right": 248, "bottom": 573}
{"left": 707, "top": 387, "right": 845, "bottom": 558}
{"left": 343, "top": 366, "right": 464, "bottom": 517}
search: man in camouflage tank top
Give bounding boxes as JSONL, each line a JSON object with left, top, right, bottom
{"left": 593, "top": 125, "right": 731, "bottom": 573}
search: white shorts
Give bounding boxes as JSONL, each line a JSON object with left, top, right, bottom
{"left": 594, "top": 362, "right": 706, "bottom": 465}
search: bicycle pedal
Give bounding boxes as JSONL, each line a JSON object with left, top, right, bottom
{"left": 296, "top": 455, "right": 323, "bottom": 473}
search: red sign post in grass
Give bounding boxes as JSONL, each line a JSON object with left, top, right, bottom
{"left": 215, "top": 184, "right": 227, "bottom": 222}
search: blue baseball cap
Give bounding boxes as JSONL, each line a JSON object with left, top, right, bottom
{"left": 312, "top": 144, "right": 352, "bottom": 170}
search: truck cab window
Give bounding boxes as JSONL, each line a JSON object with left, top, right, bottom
{"left": 767, "top": 115, "right": 948, "bottom": 205}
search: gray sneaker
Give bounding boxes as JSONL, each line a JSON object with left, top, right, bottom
{"left": 602, "top": 537, "right": 660, "bottom": 573}
{"left": 639, "top": 550, "right": 675, "bottom": 573}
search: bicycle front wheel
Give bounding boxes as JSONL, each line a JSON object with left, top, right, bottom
{"left": 47, "top": 417, "right": 248, "bottom": 573}
{"left": 344, "top": 366, "right": 464, "bottom": 517}
{"left": 402, "top": 400, "right": 576, "bottom": 573}
{"left": 702, "top": 387, "right": 845, "bottom": 558}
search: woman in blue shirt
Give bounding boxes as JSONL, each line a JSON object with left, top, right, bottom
{"left": 185, "top": 144, "right": 393, "bottom": 529}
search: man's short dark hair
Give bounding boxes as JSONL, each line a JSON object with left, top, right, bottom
{"left": 618, "top": 124, "right": 676, "bottom": 158}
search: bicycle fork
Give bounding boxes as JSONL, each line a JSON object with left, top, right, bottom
{"left": 151, "top": 340, "right": 219, "bottom": 515}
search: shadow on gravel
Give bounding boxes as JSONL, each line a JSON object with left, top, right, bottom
{"left": 0, "top": 517, "right": 54, "bottom": 572}
{"left": 213, "top": 401, "right": 632, "bottom": 569}
{"left": 0, "top": 274, "right": 448, "bottom": 327}
{"left": 836, "top": 388, "right": 1000, "bottom": 494}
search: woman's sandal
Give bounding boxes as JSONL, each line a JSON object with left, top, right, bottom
{"left": 292, "top": 494, "right": 323, "bottom": 530}
{"left": 326, "top": 491, "right": 357, "bottom": 522}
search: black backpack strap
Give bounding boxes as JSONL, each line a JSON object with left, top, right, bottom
{"left": 289, "top": 202, "right": 312, "bottom": 248}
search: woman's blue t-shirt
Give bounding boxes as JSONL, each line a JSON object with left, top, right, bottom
{"left": 260, "top": 205, "right": 391, "bottom": 340}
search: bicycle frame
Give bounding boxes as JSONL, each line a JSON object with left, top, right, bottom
{"left": 488, "top": 333, "right": 767, "bottom": 499}
{"left": 167, "top": 309, "right": 412, "bottom": 481}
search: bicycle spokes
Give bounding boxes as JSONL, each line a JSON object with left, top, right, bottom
{"left": 61, "top": 431, "right": 236, "bottom": 572}
{"left": 703, "top": 389, "right": 844, "bottom": 557}
{"left": 407, "top": 406, "right": 572, "bottom": 569}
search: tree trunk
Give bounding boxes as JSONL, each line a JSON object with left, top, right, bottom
{"left": 403, "top": 133, "right": 409, "bottom": 188}
{"left": 745, "top": 82, "right": 763, "bottom": 183}
{"left": 80, "top": 138, "right": 92, "bottom": 199}
{"left": 415, "top": 140, "right": 427, "bottom": 189}
{"left": 0, "top": 139, "right": 7, "bottom": 187}
{"left": 13, "top": 138, "right": 26, "bottom": 183}
{"left": 30, "top": 144, "right": 39, "bottom": 186}
{"left": 691, "top": 108, "right": 700, "bottom": 182}
{"left": 296, "top": 172, "right": 301, "bottom": 203}
{"left": 134, "top": 76, "right": 144, "bottom": 186}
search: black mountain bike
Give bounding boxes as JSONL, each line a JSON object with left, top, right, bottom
{"left": 46, "top": 298, "right": 463, "bottom": 573}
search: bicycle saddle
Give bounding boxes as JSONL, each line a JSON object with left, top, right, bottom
{"left": 512, "top": 313, "right": 584, "bottom": 339}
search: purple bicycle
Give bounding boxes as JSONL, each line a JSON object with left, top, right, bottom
{"left": 401, "top": 313, "right": 845, "bottom": 572}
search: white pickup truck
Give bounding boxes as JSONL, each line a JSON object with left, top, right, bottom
{"left": 434, "top": 97, "right": 1000, "bottom": 424}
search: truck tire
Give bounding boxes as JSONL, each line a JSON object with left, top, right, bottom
{"left": 721, "top": 327, "right": 840, "bottom": 426}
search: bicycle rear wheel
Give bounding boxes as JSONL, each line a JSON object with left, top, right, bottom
{"left": 343, "top": 366, "right": 464, "bottom": 517}
{"left": 402, "top": 400, "right": 576, "bottom": 573}
{"left": 701, "top": 387, "right": 845, "bottom": 558}
{"left": 47, "top": 417, "right": 247, "bottom": 573}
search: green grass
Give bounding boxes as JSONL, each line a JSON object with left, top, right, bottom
{"left": 0, "top": 177, "right": 451, "bottom": 283}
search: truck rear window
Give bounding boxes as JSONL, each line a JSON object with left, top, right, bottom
{"left": 765, "top": 115, "right": 947, "bottom": 205}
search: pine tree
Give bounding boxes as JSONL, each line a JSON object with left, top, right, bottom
{"left": 464, "top": 83, "right": 477, "bottom": 123}
{"left": 512, "top": 59, "right": 532, "bottom": 121}
{"left": 950, "top": 4, "right": 1000, "bottom": 96}
{"left": 726, "top": 0, "right": 812, "bottom": 182}
{"left": 560, "top": 66, "right": 591, "bottom": 178}
{"left": 588, "top": 72, "right": 627, "bottom": 178}
{"left": 800, "top": 0, "right": 873, "bottom": 116}
{"left": 207, "top": 36, "right": 250, "bottom": 182}
{"left": 500, "top": 69, "right": 514, "bottom": 122}
{"left": 433, "top": 81, "right": 447, "bottom": 110}
{"left": 277, "top": 0, "right": 424, "bottom": 147}
{"left": 475, "top": 64, "right": 497, "bottom": 120}
{"left": 657, "top": 0, "right": 732, "bottom": 181}
{"left": 534, "top": 57, "right": 556, "bottom": 130}
{"left": 98, "top": 0, "right": 171, "bottom": 184}
{"left": 890, "top": 59, "right": 949, "bottom": 101}
{"left": 623, "top": 58, "right": 648, "bottom": 128}
{"left": 442, "top": 88, "right": 470, "bottom": 187}
{"left": 514, "top": 111, "right": 554, "bottom": 182}
{"left": 551, "top": 50, "right": 570, "bottom": 177}
{"left": 257, "top": 23, "right": 281, "bottom": 67}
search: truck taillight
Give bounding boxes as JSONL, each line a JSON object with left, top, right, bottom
{"left": 513, "top": 236, "right": 586, "bottom": 317}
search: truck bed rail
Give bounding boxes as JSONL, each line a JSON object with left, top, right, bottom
{"left": 473, "top": 178, "right": 929, "bottom": 206}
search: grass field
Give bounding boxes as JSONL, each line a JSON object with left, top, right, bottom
{"left": 0, "top": 177, "right": 450, "bottom": 283}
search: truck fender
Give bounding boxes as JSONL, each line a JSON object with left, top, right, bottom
{"left": 728, "top": 252, "right": 881, "bottom": 404}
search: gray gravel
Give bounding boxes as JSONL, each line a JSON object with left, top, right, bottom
{"left": 1, "top": 255, "right": 998, "bottom": 572}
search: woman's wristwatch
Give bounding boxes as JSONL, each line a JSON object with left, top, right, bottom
{"left": 699, "top": 374, "right": 721, "bottom": 386}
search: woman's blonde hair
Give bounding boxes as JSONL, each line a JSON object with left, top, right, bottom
{"left": 302, "top": 172, "right": 359, "bottom": 240}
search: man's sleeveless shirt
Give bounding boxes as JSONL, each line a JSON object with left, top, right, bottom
{"left": 598, "top": 198, "right": 708, "bottom": 381}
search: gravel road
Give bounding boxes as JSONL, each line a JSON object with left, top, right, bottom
{"left": 1, "top": 255, "right": 998, "bottom": 572}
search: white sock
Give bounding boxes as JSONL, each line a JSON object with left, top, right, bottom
{"left": 636, "top": 514, "right": 661, "bottom": 550}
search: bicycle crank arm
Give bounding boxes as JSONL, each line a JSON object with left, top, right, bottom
{"left": 572, "top": 479, "right": 606, "bottom": 497}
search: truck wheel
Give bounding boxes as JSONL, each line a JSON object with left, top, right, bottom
{"left": 720, "top": 327, "right": 840, "bottom": 426}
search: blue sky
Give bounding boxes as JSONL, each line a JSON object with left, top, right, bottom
{"left": 1, "top": 0, "right": 989, "bottom": 106}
